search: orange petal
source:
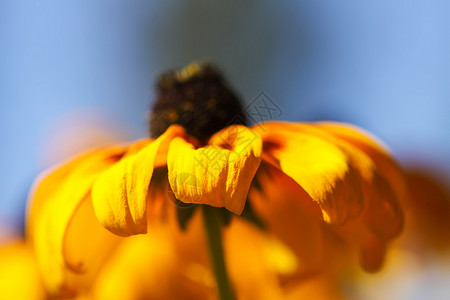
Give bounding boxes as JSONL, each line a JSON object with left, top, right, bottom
{"left": 249, "top": 164, "right": 330, "bottom": 279}
{"left": 285, "top": 272, "right": 347, "bottom": 300}
{"left": 404, "top": 169, "right": 450, "bottom": 252}
{"left": 26, "top": 145, "right": 127, "bottom": 294}
{"left": 167, "top": 125, "right": 262, "bottom": 214}
{"left": 361, "top": 173, "right": 403, "bottom": 240}
{"left": 359, "top": 235, "right": 386, "bottom": 272}
{"left": 253, "top": 121, "right": 364, "bottom": 224}
{"left": 91, "top": 125, "right": 185, "bottom": 237}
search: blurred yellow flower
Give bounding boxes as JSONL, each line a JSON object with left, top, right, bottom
{"left": 26, "top": 62, "right": 406, "bottom": 299}
{"left": 91, "top": 210, "right": 345, "bottom": 300}
{"left": 0, "top": 241, "right": 46, "bottom": 300}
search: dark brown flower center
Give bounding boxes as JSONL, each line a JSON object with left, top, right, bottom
{"left": 149, "top": 62, "right": 246, "bottom": 144}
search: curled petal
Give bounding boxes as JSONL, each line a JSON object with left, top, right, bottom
{"left": 361, "top": 173, "right": 403, "bottom": 240}
{"left": 26, "top": 146, "right": 127, "bottom": 294}
{"left": 253, "top": 122, "right": 364, "bottom": 224}
{"left": 315, "top": 123, "right": 404, "bottom": 240}
{"left": 359, "top": 235, "right": 387, "bottom": 272}
{"left": 92, "top": 125, "right": 185, "bottom": 237}
{"left": 167, "top": 125, "right": 262, "bottom": 214}
{"left": 253, "top": 121, "right": 404, "bottom": 272}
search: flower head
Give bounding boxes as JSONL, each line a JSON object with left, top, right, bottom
{"left": 27, "top": 62, "right": 406, "bottom": 297}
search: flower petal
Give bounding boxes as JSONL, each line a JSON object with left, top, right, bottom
{"left": 91, "top": 125, "right": 185, "bottom": 237}
{"left": 316, "top": 122, "right": 404, "bottom": 240}
{"left": 253, "top": 122, "right": 364, "bottom": 224}
{"left": 359, "top": 234, "right": 386, "bottom": 272}
{"left": 0, "top": 241, "right": 46, "bottom": 300}
{"left": 92, "top": 228, "right": 215, "bottom": 300}
{"left": 316, "top": 121, "right": 407, "bottom": 203}
{"left": 248, "top": 164, "right": 328, "bottom": 279}
{"left": 405, "top": 169, "right": 450, "bottom": 252}
{"left": 224, "top": 219, "right": 287, "bottom": 300}
{"left": 26, "top": 146, "right": 127, "bottom": 294}
{"left": 167, "top": 125, "right": 262, "bottom": 214}
{"left": 254, "top": 121, "right": 405, "bottom": 271}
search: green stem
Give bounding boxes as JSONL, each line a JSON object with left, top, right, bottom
{"left": 202, "top": 205, "right": 235, "bottom": 300}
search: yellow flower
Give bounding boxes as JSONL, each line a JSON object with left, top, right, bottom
{"left": 26, "top": 62, "right": 405, "bottom": 298}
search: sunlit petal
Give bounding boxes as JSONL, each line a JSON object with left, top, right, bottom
{"left": 316, "top": 121, "right": 407, "bottom": 204}
{"left": 167, "top": 125, "right": 262, "bottom": 214}
{"left": 254, "top": 121, "right": 404, "bottom": 272}
{"left": 315, "top": 123, "right": 404, "bottom": 240}
{"left": 253, "top": 121, "right": 363, "bottom": 224}
{"left": 91, "top": 125, "right": 185, "bottom": 236}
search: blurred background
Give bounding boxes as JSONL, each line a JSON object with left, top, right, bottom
{"left": 1, "top": 1, "right": 449, "bottom": 299}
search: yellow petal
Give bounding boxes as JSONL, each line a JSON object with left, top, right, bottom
{"left": 167, "top": 125, "right": 262, "bottom": 214}
{"left": 62, "top": 197, "right": 122, "bottom": 294}
{"left": 0, "top": 241, "right": 46, "bottom": 300}
{"left": 316, "top": 121, "right": 407, "bottom": 204}
{"left": 254, "top": 121, "right": 405, "bottom": 272}
{"left": 253, "top": 121, "right": 364, "bottom": 224}
{"left": 91, "top": 125, "right": 185, "bottom": 236}
{"left": 26, "top": 146, "right": 126, "bottom": 294}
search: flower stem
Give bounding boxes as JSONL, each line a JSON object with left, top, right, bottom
{"left": 202, "top": 205, "right": 235, "bottom": 300}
